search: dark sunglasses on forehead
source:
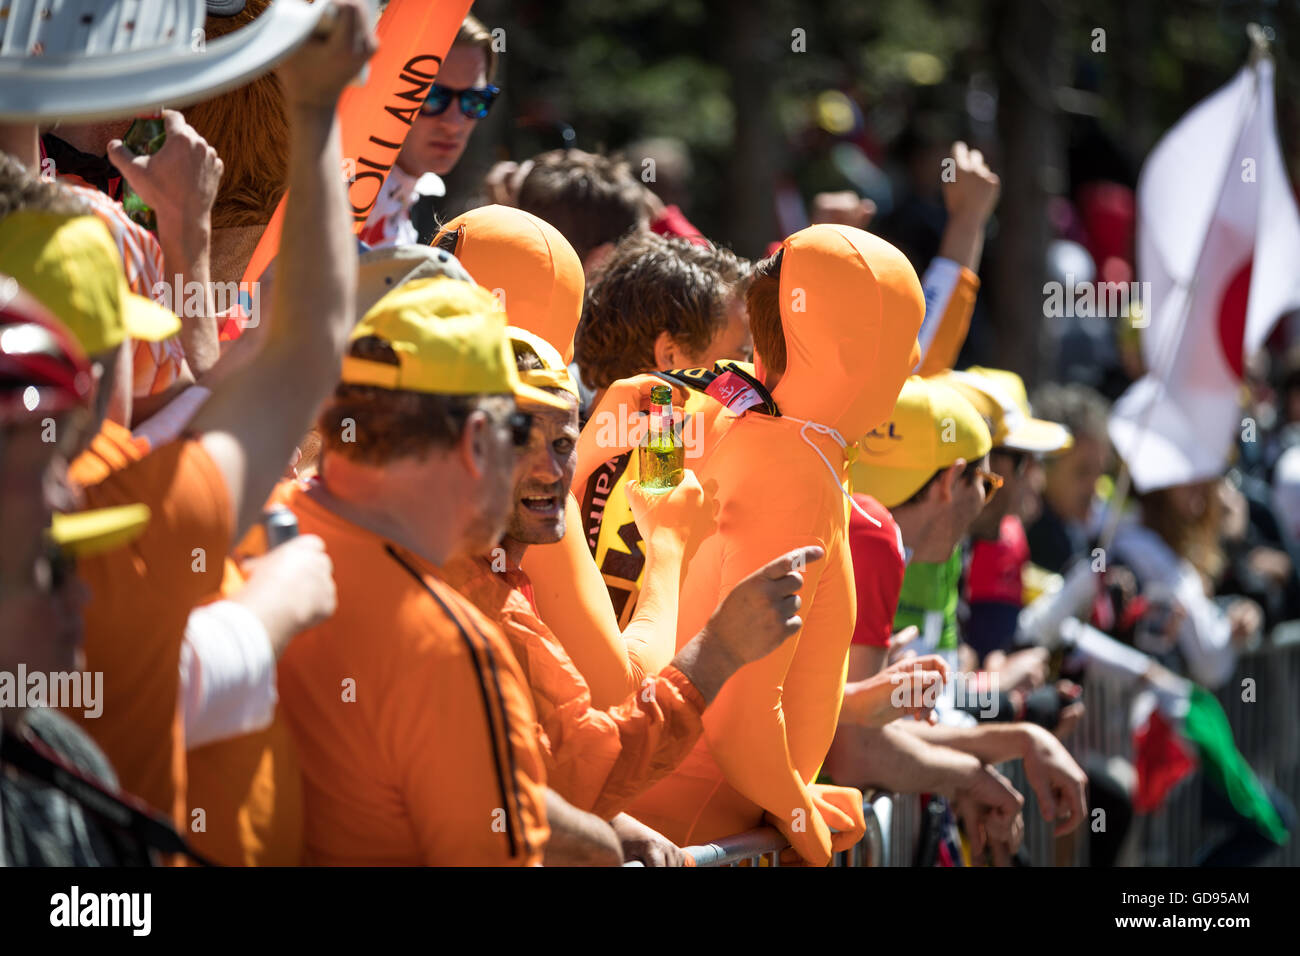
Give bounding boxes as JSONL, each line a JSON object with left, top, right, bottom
{"left": 421, "top": 83, "right": 500, "bottom": 120}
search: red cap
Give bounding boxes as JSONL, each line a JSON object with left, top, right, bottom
{"left": 0, "top": 275, "right": 93, "bottom": 423}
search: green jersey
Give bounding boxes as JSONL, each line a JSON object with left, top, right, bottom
{"left": 893, "top": 545, "right": 962, "bottom": 656}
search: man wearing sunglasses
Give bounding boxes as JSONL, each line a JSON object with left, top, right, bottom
{"left": 941, "top": 367, "right": 1073, "bottom": 671}
{"left": 442, "top": 329, "right": 823, "bottom": 865}
{"left": 850, "top": 375, "right": 998, "bottom": 670}
{"left": 361, "top": 15, "right": 501, "bottom": 248}
{"left": 847, "top": 375, "right": 1087, "bottom": 855}
{"left": 274, "top": 276, "right": 606, "bottom": 865}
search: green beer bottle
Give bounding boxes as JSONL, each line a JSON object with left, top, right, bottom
{"left": 639, "top": 384, "right": 684, "bottom": 493}
{"left": 120, "top": 115, "right": 167, "bottom": 233}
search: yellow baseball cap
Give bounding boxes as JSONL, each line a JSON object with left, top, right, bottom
{"left": 50, "top": 503, "right": 151, "bottom": 558}
{"left": 940, "top": 366, "right": 1072, "bottom": 455}
{"left": 0, "top": 212, "right": 181, "bottom": 355}
{"left": 341, "top": 276, "right": 568, "bottom": 410}
{"left": 507, "top": 326, "right": 579, "bottom": 403}
{"left": 850, "top": 375, "right": 992, "bottom": 507}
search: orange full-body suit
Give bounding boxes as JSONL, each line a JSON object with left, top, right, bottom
{"left": 617, "top": 225, "right": 925, "bottom": 864}
{"left": 528, "top": 258, "right": 977, "bottom": 710}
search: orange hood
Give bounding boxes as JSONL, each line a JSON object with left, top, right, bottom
{"left": 772, "top": 225, "right": 924, "bottom": 440}
{"left": 433, "top": 205, "right": 584, "bottom": 363}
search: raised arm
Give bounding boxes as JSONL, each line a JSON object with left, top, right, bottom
{"left": 189, "top": 0, "right": 377, "bottom": 541}
{"left": 108, "top": 109, "right": 224, "bottom": 381}
{"left": 522, "top": 495, "right": 633, "bottom": 706}
{"left": 521, "top": 477, "right": 701, "bottom": 709}
{"left": 914, "top": 141, "right": 1000, "bottom": 375}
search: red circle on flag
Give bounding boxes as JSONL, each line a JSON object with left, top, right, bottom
{"left": 1218, "top": 260, "right": 1251, "bottom": 379}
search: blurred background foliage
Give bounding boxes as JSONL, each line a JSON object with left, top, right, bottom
{"left": 446, "top": 0, "right": 1300, "bottom": 379}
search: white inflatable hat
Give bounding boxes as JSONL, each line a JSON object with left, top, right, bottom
{"left": 0, "top": 0, "right": 331, "bottom": 122}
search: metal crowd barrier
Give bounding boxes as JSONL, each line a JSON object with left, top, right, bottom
{"left": 887, "top": 622, "right": 1300, "bottom": 867}
{"left": 622, "top": 793, "right": 890, "bottom": 867}
{"left": 623, "top": 625, "right": 1299, "bottom": 867}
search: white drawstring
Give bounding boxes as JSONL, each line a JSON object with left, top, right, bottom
{"left": 782, "top": 415, "right": 881, "bottom": 528}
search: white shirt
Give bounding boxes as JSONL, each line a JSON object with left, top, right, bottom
{"left": 357, "top": 165, "right": 445, "bottom": 249}
{"left": 1112, "top": 520, "right": 1236, "bottom": 690}
{"left": 179, "top": 601, "right": 278, "bottom": 749}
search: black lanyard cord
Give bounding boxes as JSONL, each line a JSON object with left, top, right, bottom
{"left": 0, "top": 724, "right": 216, "bottom": 866}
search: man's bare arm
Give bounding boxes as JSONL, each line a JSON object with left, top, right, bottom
{"left": 826, "top": 721, "right": 1026, "bottom": 861}
{"left": 108, "top": 110, "right": 223, "bottom": 379}
{"left": 900, "top": 720, "right": 1088, "bottom": 834}
{"left": 936, "top": 140, "right": 1000, "bottom": 271}
{"left": 829, "top": 720, "right": 982, "bottom": 796}
{"left": 898, "top": 719, "right": 1030, "bottom": 765}
{"left": 542, "top": 789, "right": 623, "bottom": 866}
{"left": 190, "top": 0, "right": 376, "bottom": 541}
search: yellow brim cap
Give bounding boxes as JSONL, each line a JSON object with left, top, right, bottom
{"left": 850, "top": 375, "right": 992, "bottom": 507}
{"left": 1001, "top": 417, "right": 1074, "bottom": 455}
{"left": 507, "top": 326, "right": 579, "bottom": 402}
{"left": 343, "top": 278, "right": 571, "bottom": 412}
{"left": 50, "top": 503, "right": 151, "bottom": 558}
{"left": 122, "top": 290, "right": 182, "bottom": 343}
{"left": 514, "top": 380, "right": 572, "bottom": 410}
{"left": 848, "top": 462, "right": 938, "bottom": 509}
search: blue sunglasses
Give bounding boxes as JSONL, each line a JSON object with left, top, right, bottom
{"left": 421, "top": 83, "right": 500, "bottom": 120}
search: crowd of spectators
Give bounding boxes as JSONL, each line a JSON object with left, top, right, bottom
{"left": 0, "top": 0, "right": 1294, "bottom": 867}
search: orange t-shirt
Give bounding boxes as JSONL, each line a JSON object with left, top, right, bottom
{"left": 443, "top": 554, "right": 706, "bottom": 819}
{"left": 67, "top": 420, "right": 232, "bottom": 829}
{"left": 276, "top": 483, "right": 549, "bottom": 866}
{"left": 185, "top": 558, "right": 303, "bottom": 866}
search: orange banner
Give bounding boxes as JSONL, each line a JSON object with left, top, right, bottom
{"left": 240, "top": 0, "right": 473, "bottom": 288}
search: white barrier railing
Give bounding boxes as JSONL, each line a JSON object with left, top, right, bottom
{"left": 621, "top": 793, "right": 889, "bottom": 867}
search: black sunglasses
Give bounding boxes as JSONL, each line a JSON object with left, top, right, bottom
{"left": 421, "top": 83, "right": 500, "bottom": 120}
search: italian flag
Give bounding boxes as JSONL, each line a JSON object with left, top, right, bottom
{"left": 1064, "top": 619, "right": 1287, "bottom": 844}
{"left": 1109, "top": 46, "right": 1300, "bottom": 492}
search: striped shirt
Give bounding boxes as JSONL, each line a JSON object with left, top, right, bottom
{"left": 59, "top": 178, "right": 188, "bottom": 399}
